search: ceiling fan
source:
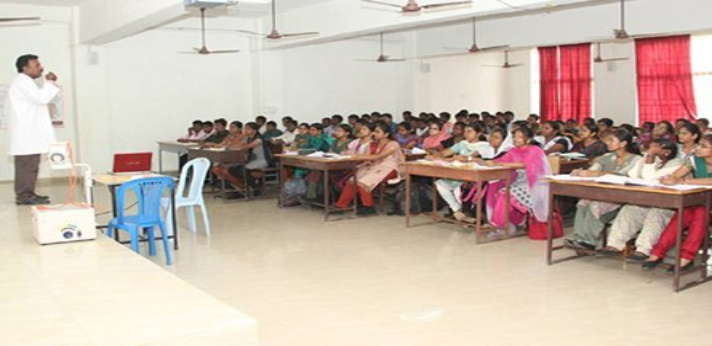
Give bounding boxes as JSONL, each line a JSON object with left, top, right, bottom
{"left": 593, "top": 0, "right": 664, "bottom": 41}
{"left": 483, "top": 51, "right": 522, "bottom": 69}
{"left": 593, "top": 42, "right": 628, "bottom": 63}
{"left": 0, "top": 17, "right": 40, "bottom": 23}
{"left": 356, "top": 33, "right": 406, "bottom": 63}
{"left": 180, "top": 8, "right": 240, "bottom": 55}
{"left": 443, "top": 17, "right": 509, "bottom": 54}
{"left": 240, "top": 0, "right": 319, "bottom": 40}
{"left": 362, "top": 0, "right": 472, "bottom": 14}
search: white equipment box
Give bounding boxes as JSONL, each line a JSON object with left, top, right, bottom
{"left": 32, "top": 204, "right": 97, "bottom": 245}
{"left": 184, "top": 0, "right": 230, "bottom": 8}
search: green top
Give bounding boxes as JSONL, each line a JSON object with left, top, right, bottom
{"left": 292, "top": 134, "right": 309, "bottom": 149}
{"left": 303, "top": 134, "right": 334, "bottom": 152}
{"left": 331, "top": 139, "right": 352, "bottom": 154}
{"left": 590, "top": 152, "right": 642, "bottom": 176}
{"left": 684, "top": 156, "right": 712, "bottom": 178}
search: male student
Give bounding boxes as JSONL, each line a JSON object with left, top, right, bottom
{"left": 263, "top": 121, "right": 284, "bottom": 140}
{"left": 273, "top": 120, "right": 298, "bottom": 145}
{"left": 696, "top": 118, "right": 712, "bottom": 135}
{"left": 203, "top": 118, "right": 230, "bottom": 144}
{"left": 178, "top": 120, "right": 205, "bottom": 143}
{"left": 255, "top": 115, "right": 267, "bottom": 134}
{"left": 5, "top": 54, "right": 59, "bottom": 205}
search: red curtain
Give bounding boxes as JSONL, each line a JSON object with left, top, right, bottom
{"left": 539, "top": 47, "right": 559, "bottom": 122}
{"left": 636, "top": 35, "right": 697, "bottom": 123}
{"left": 559, "top": 44, "right": 592, "bottom": 123}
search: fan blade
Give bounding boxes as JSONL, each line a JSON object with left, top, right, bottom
{"left": 177, "top": 51, "right": 200, "bottom": 54}
{"left": 281, "top": 32, "right": 320, "bottom": 38}
{"left": 422, "top": 1, "right": 472, "bottom": 9}
{"left": 361, "top": 0, "right": 402, "bottom": 8}
{"left": 235, "top": 29, "right": 265, "bottom": 36}
{"left": 382, "top": 58, "right": 406, "bottom": 62}
{"left": 420, "top": 51, "right": 471, "bottom": 59}
{"left": 0, "top": 17, "right": 40, "bottom": 22}
{"left": 506, "top": 64, "right": 524, "bottom": 67}
{"left": 208, "top": 49, "right": 241, "bottom": 54}
{"left": 480, "top": 45, "right": 510, "bottom": 51}
{"left": 596, "top": 57, "right": 629, "bottom": 63}
{"left": 443, "top": 47, "right": 469, "bottom": 51}
{"left": 355, "top": 59, "right": 378, "bottom": 62}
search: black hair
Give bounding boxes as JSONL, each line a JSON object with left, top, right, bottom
{"left": 619, "top": 123, "right": 636, "bottom": 135}
{"left": 203, "top": 121, "right": 213, "bottom": 127}
{"left": 16, "top": 54, "right": 38, "bottom": 73}
{"left": 652, "top": 137, "right": 679, "bottom": 161}
{"left": 214, "top": 118, "right": 227, "bottom": 127}
{"left": 675, "top": 118, "right": 691, "bottom": 125}
{"left": 453, "top": 121, "right": 466, "bottom": 130}
{"left": 337, "top": 124, "right": 355, "bottom": 139}
{"left": 490, "top": 126, "right": 508, "bottom": 139}
{"left": 266, "top": 121, "right": 277, "bottom": 127}
{"left": 465, "top": 122, "right": 484, "bottom": 134}
{"left": 504, "top": 111, "right": 515, "bottom": 119}
{"left": 642, "top": 121, "right": 655, "bottom": 132}
{"left": 310, "top": 123, "right": 324, "bottom": 132}
{"left": 513, "top": 126, "right": 535, "bottom": 140}
{"left": 332, "top": 114, "right": 343, "bottom": 122}
{"left": 610, "top": 128, "right": 639, "bottom": 154}
{"left": 348, "top": 114, "right": 360, "bottom": 121}
{"left": 512, "top": 120, "right": 530, "bottom": 131}
{"left": 678, "top": 121, "right": 702, "bottom": 144}
{"left": 696, "top": 118, "right": 710, "bottom": 127}
{"left": 244, "top": 122, "right": 261, "bottom": 139}
{"left": 658, "top": 120, "right": 675, "bottom": 135}
{"left": 256, "top": 116, "right": 267, "bottom": 122}
{"left": 361, "top": 114, "right": 370, "bottom": 119}
{"left": 597, "top": 118, "right": 614, "bottom": 128}
{"left": 192, "top": 120, "right": 203, "bottom": 126}
{"left": 528, "top": 114, "right": 540, "bottom": 121}
{"left": 701, "top": 134, "right": 712, "bottom": 146}
{"left": 363, "top": 122, "right": 377, "bottom": 133}
{"left": 382, "top": 113, "right": 393, "bottom": 120}
{"left": 439, "top": 112, "right": 451, "bottom": 120}
{"left": 428, "top": 120, "right": 444, "bottom": 130}
{"left": 581, "top": 123, "right": 599, "bottom": 137}
{"left": 299, "top": 122, "right": 309, "bottom": 128}
{"left": 288, "top": 120, "right": 298, "bottom": 127}
{"left": 281, "top": 116, "right": 293, "bottom": 121}
{"left": 398, "top": 121, "right": 412, "bottom": 132}
{"left": 583, "top": 117, "right": 595, "bottom": 126}
{"left": 469, "top": 113, "right": 480, "bottom": 120}
{"left": 230, "top": 121, "right": 243, "bottom": 129}
{"left": 374, "top": 121, "right": 390, "bottom": 135}
{"left": 544, "top": 121, "right": 563, "bottom": 136}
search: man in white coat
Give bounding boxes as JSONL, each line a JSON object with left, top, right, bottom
{"left": 5, "top": 54, "right": 60, "bottom": 205}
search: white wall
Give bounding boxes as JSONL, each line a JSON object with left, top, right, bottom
{"left": 594, "top": 42, "right": 637, "bottom": 125}
{"left": 258, "top": 37, "right": 415, "bottom": 122}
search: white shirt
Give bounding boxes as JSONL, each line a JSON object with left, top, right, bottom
{"left": 5, "top": 74, "right": 60, "bottom": 156}
{"left": 274, "top": 129, "right": 297, "bottom": 144}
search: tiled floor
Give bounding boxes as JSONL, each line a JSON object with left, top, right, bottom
{"left": 5, "top": 181, "right": 712, "bottom": 346}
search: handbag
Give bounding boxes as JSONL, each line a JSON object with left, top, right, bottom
{"left": 528, "top": 210, "right": 563, "bottom": 240}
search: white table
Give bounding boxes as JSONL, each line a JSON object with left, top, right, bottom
{"left": 157, "top": 141, "right": 199, "bottom": 174}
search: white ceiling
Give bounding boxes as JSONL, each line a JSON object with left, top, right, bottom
{"left": 0, "top": 0, "right": 330, "bottom": 12}
{"left": 0, "top": 0, "right": 86, "bottom": 6}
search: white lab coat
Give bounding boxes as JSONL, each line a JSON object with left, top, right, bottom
{"left": 4, "top": 74, "right": 59, "bottom": 156}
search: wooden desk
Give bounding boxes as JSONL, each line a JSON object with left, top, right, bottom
{"left": 559, "top": 159, "right": 591, "bottom": 174}
{"left": 157, "top": 141, "right": 198, "bottom": 173}
{"left": 546, "top": 180, "right": 712, "bottom": 292}
{"left": 275, "top": 154, "right": 364, "bottom": 221}
{"left": 189, "top": 148, "right": 251, "bottom": 200}
{"left": 93, "top": 173, "right": 179, "bottom": 250}
{"left": 402, "top": 161, "right": 516, "bottom": 243}
{"left": 405, "top": 153, "right": 427, "bottom": 162}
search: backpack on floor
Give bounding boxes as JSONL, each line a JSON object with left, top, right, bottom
{"left": 528, "top": 210, "right": 564, "bottom": 240}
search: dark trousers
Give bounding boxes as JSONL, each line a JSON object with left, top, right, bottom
{"left": 14, "top": 154, "right": 41, "bottom": 201}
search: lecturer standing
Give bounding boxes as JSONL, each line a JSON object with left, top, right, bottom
{"left": 5, "top": 54, "right": 59, "bottom": 205}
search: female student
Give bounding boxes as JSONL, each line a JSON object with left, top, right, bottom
{"left": 638, "top": 120, "right": 676, "bottom": 151}
{"left": 212, "top": 122, "right": 271, "bottom": 197}
{"left": 677, "top": 121, "right": 701, "bottom": 160}
{"left": 394, "top": 122, "right": 419, "bottom": 149}
{"left": 420, "top": 121, "right": 451, "bottom": 154}
{"left": 571, "top": 123, "right": 608, "bottom": 159}
{"left": 535, "top": 121, "right": 572, "bottom": 154}
{"left": 440, "top": 122, "right": 466, "bottom": 149}
{"left": 479, "top": 126, "right": 511, "bottom": 160}
{"left": 203, "top": 121, "right": 243, "bottom": 149}
{"left": 303, "top": 123, "right": 333, "bottom": 152}
{"left": 335, "top": 122, "right": 404, "bottom": 216}
{"left": 642, "top": 134, "right": 712, "bottom": 272}
{"left": 304, "top": 124, "right": 354, "bottom": 200}
{"left": 479, "top": 127, "right": 551, "bottom": 233}
{"left": 600, "top": 138, "right": 683, "bottom": 258}
{"left": 430, "top": 123, "right": 489, "bottom": 222}
{"left": 347, "top": 122, "right": 377, "bottom": 155}
{"left": 564, "top": 129, "right": 642, "bottom": 250}
{"left": 290, "top": 123, "right": 310, "bottom": 150}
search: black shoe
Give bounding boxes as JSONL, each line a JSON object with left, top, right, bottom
{"left": 641, "top": 259, "right": 663, "bottom": 271}
{"left": 33, "top": 193, "right": 49, "bottom": 200}
{"left": 564, "top": 238, "right": 596, "bottom": 251}
{"left": 626, "top": 252, "right": 648, "bottom": 262}
{"left": 16, "top": 196, "right": 50, "bottom": 206}
{"left": 598, "top": 247, "right": 623, "bottom": 257}
{"left": 357, "top": 206, "right": 376, "bottom": 216}
{"left": 666, "top": 261, "right": 695, "bottom": 274}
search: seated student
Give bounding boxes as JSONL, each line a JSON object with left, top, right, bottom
{"left": 600, "top": 138, "right": 683, "bottom": 259}
{"left": 677, "top": 121, "right": 701, "bottom": 160}
{"left": 440, "top": 122, "right": 466, "bottom": 149}
{"left": 325, "top": 115, "right": 343, "bottom": 137}
{"left": 280, "top": 116, "right": 293, "bottom": 129}
{"left": 479, "top": 126, "right": 511, "bottom": 160}
{"left": 347, "top": 122, "right": 376, "bottom": 155}
{"left": 290, "top": 123, "right": 311, "bottom": 150}
{"left": 178, "top": 120, "right": 215, "bottom": 169}
{"left": 696, "top": 118, "right": 712, "bottom": 135}
{"left": 571, "top": 123, "right": 608, "bottom": 159}
{"left": 330, "top": 124, "right": 354, "bottom": 154}
{"left": 304, "top": 123, "right": 333, "bottom": 152}
{"left": 394, "top": 121, "right": 419, "bottom": 149}
{"left": 204, "top": 121, "right": 243, "bottom": 149}
{"left": 262, "top": 121, "right": 283, "bottom": 140}
{"left": 638, "top": 120, "right": 675, "bottom": 150}
{"left": 414, "top": 118, "right": 429, "bottom": 138}
{"left": 304, "top": 124, "right": 354, "bottom": 200}
{"left": 335, "top": 122, "right": 404, "bottom": 216}
{"left": 534, "top": 121, "right": 572, "bottom": 154}
{"left": 204, "top": 118, "right": 230, "bottom": 145}
{"left": 347, "top": 114, "right": 360, "bottom": 128}
{"left": 272, "top": 120, "right": 298, "bottom": 146}
{"left": 439, "top": 112, "right": 453, "bottom": 134}
{"left": 431, "top": 123, "right": 490, "bottom": 222}
{"left": 527, "top": 114, "right": 540, "bottom": 134}
{"left": 178, "top": 120, "right": 205, "bottom": 143}
{"left": 596, "top": 117, "right": 614, "bottom": 139}
{"left": 212, "top": 122, "right": 271, "bottom": 197}
{"left": 564, "top": 129, "right": 642, "bottom": 250}
{"left": 478, "top": 127, "right": 551, "bottom": 234}
{"left": 381, "top": 113, "right": 397, "bottom": 136}
{"left": 642, "top": 134, "right": 712, "bottom": 272}
{"left": 420, "top": 120, "right": 451, "bottom": 154}
{"left": 352, "top": 119, "right": 365, "bottom": 138}
{"left": 255, "top": 115, "right": 267, "bottom": 134}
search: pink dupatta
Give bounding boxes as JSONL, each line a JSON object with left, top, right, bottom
{"left": 486, "top": 145, "right": 552, "bottom": 222}
{"left": 422, "top": 131, "right": 451, "bottom": 150}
